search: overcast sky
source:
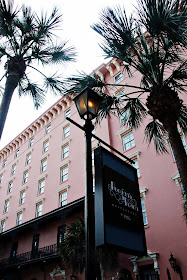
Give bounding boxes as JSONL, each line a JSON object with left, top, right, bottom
{"left": 0, "top": 0, "right": 136, "bottom": 150}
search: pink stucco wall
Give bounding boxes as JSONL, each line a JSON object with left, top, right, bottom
{"left": 0, "top": 59, "right": 186, "bottom": 280}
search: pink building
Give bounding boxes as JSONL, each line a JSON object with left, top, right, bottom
{"left": 0, "top": 59, "right": 186, "bottom": 280}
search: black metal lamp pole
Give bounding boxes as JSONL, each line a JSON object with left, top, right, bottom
{"left": 84, "top": 118, "right": 96, "bottom": 280}
{"left": 73, "top": 87, "right": 102, "bottom": 280}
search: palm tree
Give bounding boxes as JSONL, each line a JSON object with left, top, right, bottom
{"left": 0, "top": 0, "right": 75, "bottom": 139}
{"left": 62, "top": 0, "right": 187, "bottom": 217}
{"left": 58, "top": 217, "right": 119, "bottom": 279}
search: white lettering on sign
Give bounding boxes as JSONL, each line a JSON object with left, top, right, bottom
{"left": 108, "top": 181, "right": 139, "bottom": 212}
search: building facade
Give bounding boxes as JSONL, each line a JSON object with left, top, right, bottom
{"left": 0, "top": 59, "right": 186, "bottom": 280}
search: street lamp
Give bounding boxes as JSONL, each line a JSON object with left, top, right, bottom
{"left": 73, "top": 87, "right": 102, "bottom": 280}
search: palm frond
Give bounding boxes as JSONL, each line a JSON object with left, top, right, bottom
{"left": 18, "top": 78, "right": 45, "bottom": 108}
{"left": 44, "top": 74, "right": 67, "bottom": 95}
{"left": 137, "top": 0, "right": 187, "bottom": 46}
{"left": 50, "top": 43, "right": 76, "bottom": 64}
{"left": 121, "top": 98, "right": 147, "bottom": 128}
{"left": 144, "top": 120, "right": 168, "bottom": 154}
{"left": 63, "top": 72, "right": 107, "bottom": 96}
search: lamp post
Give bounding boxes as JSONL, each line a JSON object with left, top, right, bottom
{"left": 73, "top": 87, "right": 102, "bottom": 280}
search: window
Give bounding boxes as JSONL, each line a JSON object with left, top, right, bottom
{"left": 26, "top": 153, "right": 31, "bottom": 165}
{"left": 19, "top": 190, "right": 26, "bottom": 204}
{"left": 23, "top": 171, "right": 29, "bottom": 184}
{"left": 38, "top": 179, "right": 45, "bottom": 195}
{"left": 61, "top": 166, "right": 68, "bottom": 183}
{"left": 122, "top": 132, "right": 135, "bottom": 151}
{"left": 1, "top": 220, "right": 6, "bottom": 233}
{"left": 114, "top": 72, "right": 123, "bottom": 84}
{"left": 16, "top": 212, "right": 23, "bottom": 225}
{"left": 29, "top": 137, "right": 34, "bottom": 147}
{"left": 46, "top": 124, "right": 51, "bottom": 134}
{"left": 63, "top": 126, "right": 70, "bottom": 138}
{"left": 4, "top": 200, "right": 9, "bottom": 213}
{"left": 7, "top": 181, "right": 13, "bottom": 193}
{"left": 11, "top": 164, "right": 16, "bottom": 175}
{"left": 119, "top": 109, "right": 130, "bottom": 126}
{"left": 15, "top": 149, "right": 19, "bottom": 158}
{"left": 59, "top": 191, "right": 67, "bottom": 207}
{"left": 43, "top": 140, "right": 49, "bottom": 153}
{"left": 2, "top": 159, "right": 6, "bottom": 168}
{"left": 132, "top": 159, "right": 140, "bottom": 177}
{"left": 36, "top": 203, "right": 43, "bottom": 217}
{"left": 0, "top": 174, "right": 3, "bottom": 184}
{"left": 65, "top": 109, "right": 71, "bottom": 119}
{"left": 41, "top": 158, "right": 47, "bottom": 173}
{"left": 62, "top": 145, "right": 69, "bottom": 159}
{"left": 141, "top": 198, "right": 148, "bottom": 226}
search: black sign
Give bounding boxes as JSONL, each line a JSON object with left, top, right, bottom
{"left": 94, "top": 146, "right": 147, "bottom": 256}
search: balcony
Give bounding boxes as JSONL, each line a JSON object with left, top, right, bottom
{"left": 0, "top": 243, "right": 60, "bottom": 269}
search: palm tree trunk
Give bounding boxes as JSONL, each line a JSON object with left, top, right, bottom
{"left": 166, "top": 122, "right": 187, "bottom": 217}
{"left": 0, "top": 73, "right": 20, "bottom": 139}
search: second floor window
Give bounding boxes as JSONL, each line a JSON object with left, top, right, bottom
{"left": 141, "top": 198, "right": 148, "bottom": 226}
{"left": 122, "top": 132, "right": 135, "bottom": 151}
{"left": 16, "top": 212, "right": 23, "bottom": 225}
{"left": 61, "top": 166, "right": 68, "bottom": 183}
{"left": 62, "top": 145, "right": 69, "bottom": 159}
{"left": 65, "top": 109, "right": 71, "bottom": 119}
{"left": 23, "top": 171, "right": 29, "bottom": 184}
{"left": 7, "top": 181, "right": 13, "bottom": 193}
{"left": 26, "top": 153, "right": 31, "bottom": 165}
{"left": 4, "top": 200, "right": 9, "bottom": 213}
{"left": 59, "top": 191, "right": 67, "bottom": 207}
{"left": 46, "top": 124, "right": 51, "bottom": 134}
{"left": 0, "top": 174, "right": 3, "bottom": 183}
{"left": 2, "top": 160, "right": 6, "bottom": 168}
{"left": 20, "top": 190, "right": 26, "bottom": 204}
{"left": 63, "top": 126, "right": 70, "bottom": 138}
{"left": 43, "top": 140, "right": 49, "bottom": 153}
{"left": 132, "top": 159, "right": 140, "bottom": 178}
{"left": 41, "top": 158, "right": 47, "bottom": 173}
{"left": 114, "top": 72, "right": 123, "bottom": 84}
{"left": 15, "top": 149, "right": 19, "bottom": 158}
{"left": 38, "top": 179, "right": 45, "bottom": 194}
{"left": 11, "top": 164, "right": 16, "bottom": 175}
{"left": 29, "top": 137, "right": 34, "bottom": 147}
{"left": 36, "top": 203, "right": 43, "bottom": 217}
{"left": 0, "top": 220, "right": 6, "bottom": 233}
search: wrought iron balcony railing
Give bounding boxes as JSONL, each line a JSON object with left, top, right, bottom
{"left": 0, "top": 243, "right": 59, "bottom": 268}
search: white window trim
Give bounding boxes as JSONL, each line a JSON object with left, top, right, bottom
{"left": 60, "top": 138, "right": 71, "bottom": 148}
{"left": 0, "top": 216, "right": 8, "bottom": 222}
{"left": 34, "top": 197, "right": 45, "bottom": 205}
{"left": 4, "top": 195, "right": 12, "bottom": 202}
{"left": 171, "top": 172, "right": 180, "bottom": 186}
{"left": 25, "top": 148, "right": 34, "bottom": 155}
{"left": 19, "top": 185, "right": 28, "bottom": 192}
{"left": 127, "top": 151, "right": 141, "bottom": 160}
{"left": 57, "top": 185, "right": 70, "bottom": 194}
{"left": 140, "top": 188, "right": 148, "bottom": 198}
{"left": 61, "top": 120, "right": 69, "bottom": 129}
{"left": 23, "top": 166, "right": 31, "bottom": 172}
{"left": 58, "top": 160, "right": 70, "bottom": 169}
{"left": 16, "top": 208, "right": 25, "bottom": 214}
{"left": 117, "top": 127, "right": 133, "bottom": 138}
{"left": 40, "top": 153, "right": 50, "bottom": 161}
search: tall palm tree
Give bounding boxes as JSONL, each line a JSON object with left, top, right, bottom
{"left": 0, "top": 0, "right": 75, "bottom": 139}
{"left": 62, "top": 0, "right": 187, "bottom": 217}
{"left": 58, "top": 217, "right": 119, "bottom": 279}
